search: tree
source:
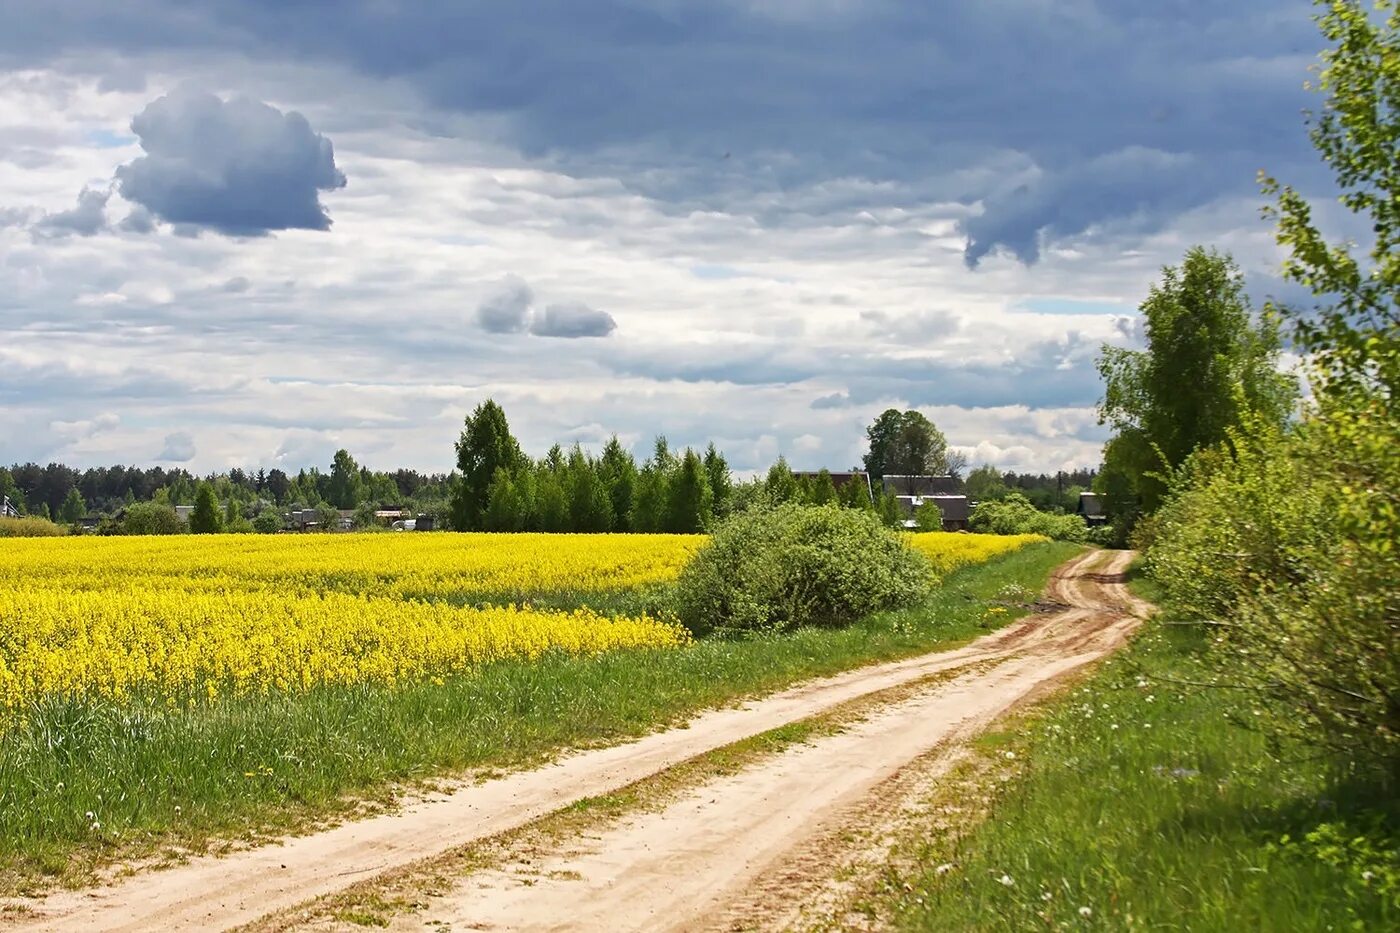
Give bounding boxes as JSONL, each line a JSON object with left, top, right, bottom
{"left": 1096, "top": 247, "right": 1296, "bottom": 514}
{"left": 964, "top": 464, "right": 1008, "bottom": 502}
{"left": 450, "top": 400, "right": 526, "bottom": 531}
{"left": 703, "top": 443, "right": 733, "bottom": 518}
{"left": 533, "top": 465, "right": 569, "bottom": 532}
{"left": 838, "top": 474, "right": 873, "bottom": 509}
{"left": 809, "top": 469, "right": 838, "bottom": 505}
{"left": 326, "top": 449, "right": 363, "bottom": 509}
{"left": 666, "top": 449, "right": 713, "bottom": 533}
{"left": 121, "top": 501, "right": 182, "bottom": 535}
{"left": 598, "top": 436, "right": 638, "bottom": 532}
{"left": 252, "top": 509, "right": 283, "bottom": 534}
{"left": 862, "top": 409, "right": 950, "bottom": 485}
{"left": 484, "top": 467, "right": 533, "bottom": 532}
{"left": 565, "top": 445, "right": 613, "bottom": 533}
{"left": 914, "top": 499, "right": 945, "bottom": 532}
{"left": 59, "top": 487, "right": 86, "bottom": 524}
{"left": 189, "top": 482, "right": 222, "bottom": 534}
{"left": 224, "top": 496, "right": 241, "bottom": 528}
{"left": 265, "top": 468, "right": 291, "bottom": 504}
{"left": 764, "top": 457, "right": 799, "bottom": 504}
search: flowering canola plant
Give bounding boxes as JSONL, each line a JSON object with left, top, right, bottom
{"left": 0, "top": 534, "right": 699, "bottom": 717}
{"left": 907, "top": 531, "right": 1046, "bottom": 576}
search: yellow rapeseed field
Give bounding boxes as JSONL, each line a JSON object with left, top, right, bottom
{"left": 0, "top": 534, "right": 699, "bottom": 716}
{"left": 0, "top": 530, "right": 1041, "bottom": 717}
{"left": 907, "top": 531, "right": 1047, "bottom": 575}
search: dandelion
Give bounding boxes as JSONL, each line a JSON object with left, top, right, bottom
{"left": 1079, "top": 906, "right": 1093, "bottom": 918}
{"left": 1003, "top": 751, "right": 1016, "bottom": 760}
{"left": 1041, "top": 891, "right": 1053, "bottom": 902}
{"left": 998, "top": 874, "right": 1015, "bottom": 887}
{"left": 84, "top": 810, "right": 94, "bottom": 821}
{"left": 935, "top": 863, "right": 955, "bottom": 875}
{"left": 1362, "top": 870, "right": 1375, "bottom": 882}
{"left": 1145, "top": 695, "right": 1155, "bottom": 703}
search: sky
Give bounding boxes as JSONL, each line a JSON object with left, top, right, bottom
{"left": 0, "top": 1, "right": 1329, "bottom": 476}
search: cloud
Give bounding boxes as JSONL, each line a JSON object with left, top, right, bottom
{"left": 530, "top": 302, "right": 617, "bottom": 338}
{"left": 475, "top": 278, "right": 617, "bottom": 338}
{"left": 114, "top": 89, "right": 347, "bottom": 235}
{"left": 118, "top": 206, "right": 155, "bottom": 233}
{"left": 33, "top": 186, "right": 110, "bottom": 237}
{"left": 0, "top": 2, "right": 1321, "bottom": 263}
{"left": 477, "top": 276, "right": 534, "bottom": 333}
{"left": 156, "top": 430, "right": 195, "bottom": 462}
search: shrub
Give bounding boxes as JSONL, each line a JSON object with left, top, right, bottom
{"left": 252, "top": 510, "right": 283, "bottom": 534}
{"left": 0, "top": 516, "right": 66, "bottom": 537}
{"left": 969, "top": 492, "right": 1087, "bottom": 542}
{"left": 120, "top": 502, "right": 182, "bottom": 536}
{"left": 673, "top": 504, "right": 931, "bottom": 636}
{"left": 1148, "top": 405, "right": 1399, "bottom": 778}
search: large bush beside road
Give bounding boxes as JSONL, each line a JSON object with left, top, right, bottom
{"left": 674, "top": 504, "right": 931, "bottom": 635}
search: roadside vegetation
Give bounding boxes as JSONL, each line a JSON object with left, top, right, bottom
{"left": 867, "top": 601, "right": 1398, "bottom": 931}
{"left": 870, "top": 4, "right": 1399, "bottom": 926}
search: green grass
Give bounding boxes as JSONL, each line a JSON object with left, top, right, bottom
{"left": 870, "top": 574, "right": 1399, "bottom": 930}
{"left": 0, "top": 541, "right": 1078, "bottom": 894}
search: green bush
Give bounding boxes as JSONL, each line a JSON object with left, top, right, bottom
{"left": 1148, "top": 404, "right": 1399, "bottom": 778}
{"left": 0, "top": 516, "right": 66, "bottom": 537}
{"left": 252, "top": 510, "right": 283, "bottom": 534}
{"left": 969, "top": 492, "right": 1087, "bottom": 542}
{"left": 120, "top": 502, "right": 182, "bottom": 536}
{"left": 673, "top": 503, "right": 931, "bottom": 636}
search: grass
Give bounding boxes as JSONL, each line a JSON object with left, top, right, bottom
{"left": 862, "top": 563, "right": 1400, "bottom": 930}
{"left": 0, "top": 540, "right": 1079, "bottom": 895}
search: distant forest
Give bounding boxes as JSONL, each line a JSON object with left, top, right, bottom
{"left": 0, "top": 454, "right": 1094, "bottom": 527}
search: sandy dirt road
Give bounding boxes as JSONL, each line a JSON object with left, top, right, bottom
{"left": 5, "top": 549, "right": 1147, "bottom": 933}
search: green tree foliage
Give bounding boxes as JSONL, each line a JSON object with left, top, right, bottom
{"left": 673, "top": 504, "right": 932, "bottom": 635}
{"left": 565, "top": 445, "right": 614, "bottom": 533}
{"left": 1097, "top": 248, "right": 1296, "bottom": 516}
{"left": 450, "top": 399, "right": 525, "bottom": 531}
{"left": 120, "top": 501, "right": 182, "bottom": 536}
{"left": 764, "top": 456, "right": 799, "bottom": 504}
{"left": 251, "top": 509, "right": 283, "bottom": 534}
{"left": 964, "top": 464, "right": 1009, "bottom": 502}
{"left": 862, "top": 409, "right": 950, "bottom": 483}
{"left": 703, "top": 443, "right": 732, "bottom": 518}
{"left": 1150, "top": 1, "right": 1400, "bottom": 778}
{"left": 666, "top": 449, "right": 713, "bottom": 533}
{"left": 484, "top": 468, "right": 533, "bottom": 532}
{"left": 59, "top": 487, "right": 86, "bottom": 524}
{"left": 876, "top": 489, "right": 903, "bottom": 528}
{"left": 969, "top": 492, "right": 1087, "bottom": 542}
{"left": 189, "top": 483, "right": 222, "bottom": 534}
{"left": 533, "top": 465, "right": 569, "bottom": 533}
{"left": 598, "top": 436, "right": 638, "bottom": 531}
{"left": 809, "top": 469, "right": 838, "bottom": 505}
{"left": 913, "top": 499, "right": 946, "bottom": 532}
{"left": 838, "top": 474, "right": 873, "bottom": 510}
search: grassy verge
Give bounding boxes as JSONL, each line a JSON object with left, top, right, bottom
{"left": 0, "top": 541, "right": 1078, "bottom": 895}
{"left": 862, "top": 566, "right": 1399, "bottom": 930}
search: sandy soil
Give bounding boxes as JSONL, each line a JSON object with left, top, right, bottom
{"left": 4, "top": 549, "right": 1145, "bottom": 933}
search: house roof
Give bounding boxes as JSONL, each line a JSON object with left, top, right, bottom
{"left": 1078, "top": 491, "right": 1107, "bottom": 517}
{"left": 894, "top": 493, "right": 969, "bottom": 521}
{"left": 881, "top": 474, "right": 960, "bottom": 495}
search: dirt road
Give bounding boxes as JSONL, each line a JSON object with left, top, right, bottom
{"left": 5, "top": 549, "right": 1147, "bottom": 933}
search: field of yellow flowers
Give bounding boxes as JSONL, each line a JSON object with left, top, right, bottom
{"left": 0, "top": 531, "right": 1038, "bottom": 719}
{"left": 907, "top": 531, "right": 1047, "bottom": 575}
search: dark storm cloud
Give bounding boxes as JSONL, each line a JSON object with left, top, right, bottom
{"left": 1, "top": 1, "right": 1323, "bottom": 263}
{"left": 114, "top": 90, "right": 346, "bottom": 235}
{"left": 530, "top": 302, "right": 617, "bottom": 339}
